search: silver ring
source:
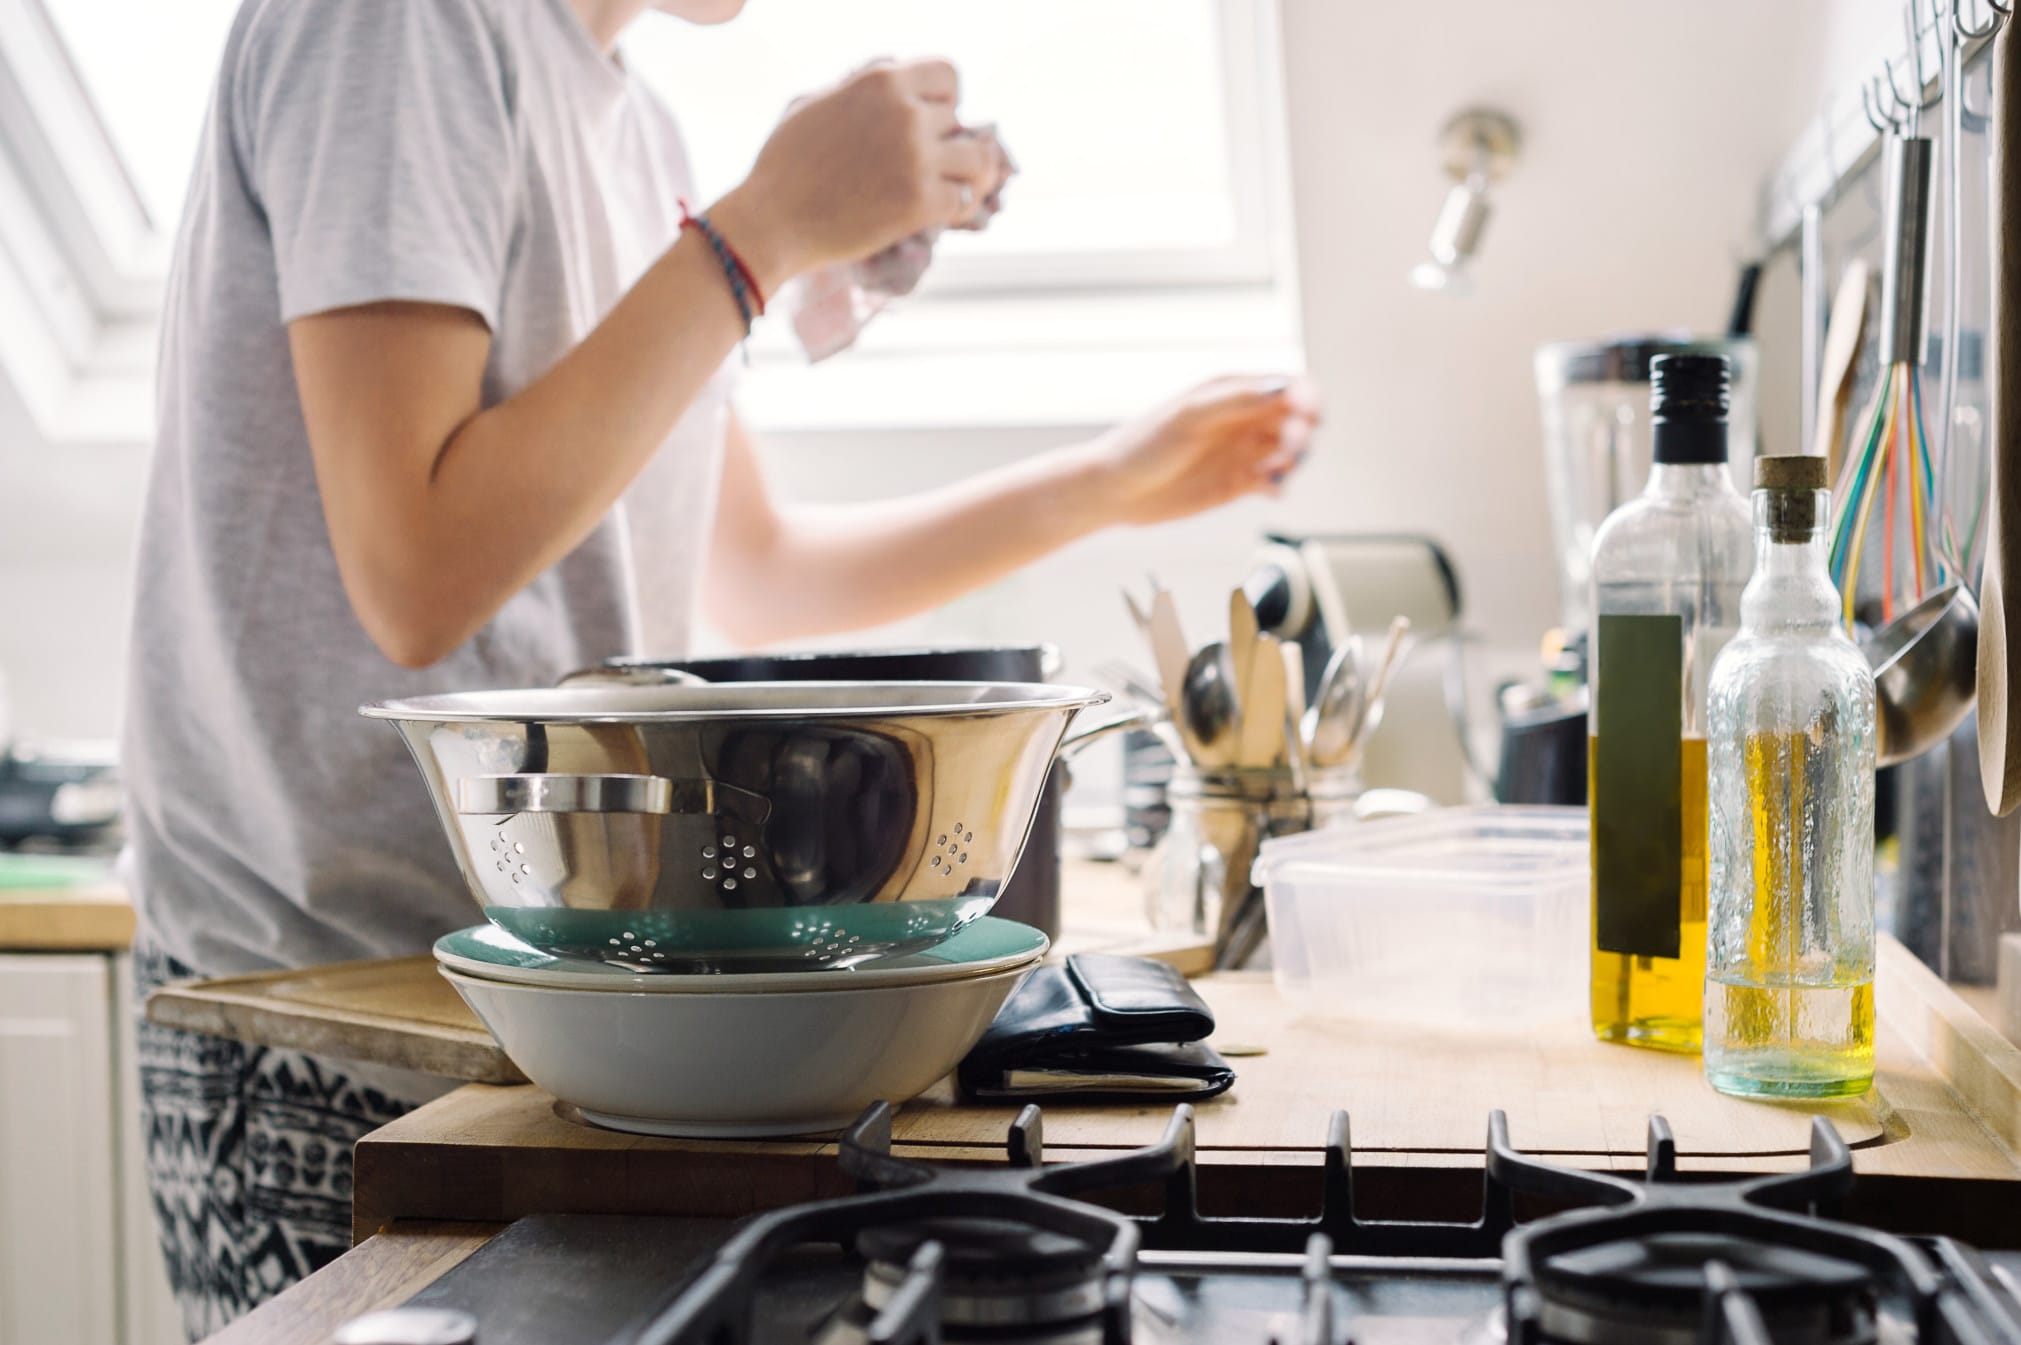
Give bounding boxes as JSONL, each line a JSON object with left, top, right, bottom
{"left": 958, "top": 182, "right": 974, "bottom": 211}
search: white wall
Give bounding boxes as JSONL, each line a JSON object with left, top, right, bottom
{"left": 1269, "top": 0, "right": 1831, "bottom": 643}
{"left": 0, "top": 0, "right": 1850, "bottom": 746}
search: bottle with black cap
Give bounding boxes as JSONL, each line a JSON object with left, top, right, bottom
{"left": 1704, "top": 453, "right": 1876, "bottom": 1097}
{"left": 1586, "top": 353, "right": 1753, "bottom": 1053}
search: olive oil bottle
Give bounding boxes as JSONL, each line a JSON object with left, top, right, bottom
{"left": 1587, "top": 354, "right": 1752, "bottom": 1053}
{"left": 1704, "top": 455, "right": 1876, "bottom": 1096}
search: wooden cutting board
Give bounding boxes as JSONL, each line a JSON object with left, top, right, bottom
{"left": 347, "top": 943, "right": 2021, "bottom": 1243}
{"left": 895, "top": 976, "right": 1886, "bottom": 1157}
{"left": 153, "top": 955, "right": 1887, "bottom": 1157}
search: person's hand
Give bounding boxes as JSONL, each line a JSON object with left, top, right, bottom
{"left": 710, "top": 61, "right": 997, "bottom": 294}
{"left": 1078, "top": 375, "right": 1322, "bottom": 528}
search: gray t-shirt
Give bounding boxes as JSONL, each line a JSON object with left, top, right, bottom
{"left": 122, "top": 0, "right": 732, "bottom": 977}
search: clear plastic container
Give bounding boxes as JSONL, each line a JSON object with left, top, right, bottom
{"left": 1256, "top": 806, "right": 1588, "bottom": 1027}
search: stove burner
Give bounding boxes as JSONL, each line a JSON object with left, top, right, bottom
{"left": 858, "top": 1219, "right": 1107, "bottom": 1330}
{"left": 1488, "top": 1116, "right": 1986, "bottom": 1345}
{"left": 1532, "top": 1232, "right": 1878, "bottom": 1345}
{"left": 858, "top": 1218, "right": 1104, "bottom": 1278}
{"left": 627, "top": 1102, "right": 2021, "bottom": 1345}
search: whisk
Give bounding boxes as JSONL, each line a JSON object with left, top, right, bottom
{"left": 1827, "top": 354, "right": 1960, "bottom": 628}
{"left": 1832, "top": 41, "right": 1965, "bottom": 630}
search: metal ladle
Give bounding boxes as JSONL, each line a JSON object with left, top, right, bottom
{"left": 1865, "top": 583, "right": 1980, "bottom": 767}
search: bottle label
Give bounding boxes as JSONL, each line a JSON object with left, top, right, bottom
{"left": 1593, "top": 613, "right": 1683, "bottom": 958}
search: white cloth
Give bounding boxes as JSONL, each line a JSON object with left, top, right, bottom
{"left": 122, "top": 0, "right": 733, "bottom": 976}
{"left": 784, "top": 122, "right": 1014, "bottom": 361}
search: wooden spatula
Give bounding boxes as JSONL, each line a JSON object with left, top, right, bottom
{"left": 1228, "top": 588, "right": 1259, "bottom": 728}
{"left": 1238, "top": 634, "right": 1288, "bottom": 769}
{"left": 1814, "top": 259, "right": 1870, "bottom": 478}
{"left": 1147, "top": 585, "right": 1196, "bottom": 759}
{"left": 1979, "top": 14, "right": 2021, "bottom": 814}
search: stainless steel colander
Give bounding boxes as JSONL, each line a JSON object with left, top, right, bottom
{"left": 364, "top": 681, "right": 1120, "bottom": 971}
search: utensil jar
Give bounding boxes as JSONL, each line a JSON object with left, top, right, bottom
{"left": 1146, "top": 765, "right": 1358, "bottom": 960}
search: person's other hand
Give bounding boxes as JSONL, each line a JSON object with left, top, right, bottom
{"left": 713, "top": 60, "right": 997, "bottom": 293}
{"left": 1079, "top": 375, "right": 1322, "bottom": 527}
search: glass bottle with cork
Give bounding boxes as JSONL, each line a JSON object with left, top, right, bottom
{"left": 1587, "top": 352, "right": 1753, "bottom": 1053}
{"left": 1704, "top": 453, "right": 1877, "bottom": 1097}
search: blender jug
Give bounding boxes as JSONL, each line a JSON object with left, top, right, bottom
{"left": 1534, "top": 336, "right": 1760, "bottom": 653}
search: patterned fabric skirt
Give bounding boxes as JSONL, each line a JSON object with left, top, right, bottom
{"left": 133, "top": 941, "right": 418, "bottom": 1339}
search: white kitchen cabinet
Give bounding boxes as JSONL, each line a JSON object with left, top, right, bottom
{"left": 0, "top": 953, "right": 181, "bottom": 1345}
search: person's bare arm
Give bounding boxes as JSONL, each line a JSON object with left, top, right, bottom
{"left": 704, "top": 377, "right": 1319, "bottom": 645}
{"left": 288, "top": 62, "right": 993, "bottom": 667}
{"left": 290, "top": 231, "right": 754, "bottom": 667}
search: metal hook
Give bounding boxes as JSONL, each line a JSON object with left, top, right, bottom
{"left": 1926, "top": 0, "right": 1952, "bottom": 102}
{"left": 1880, "top": 55, "right": 1918, "bottom": 122}
{"left": 1955, "top": 0, "right": 2000, "bottom": 42}
{"left": 1904, "top": 1, "right": 1929, "bottom": 109}
{"left": 1863, "top": 76, "right": 1901, "bottom": 136}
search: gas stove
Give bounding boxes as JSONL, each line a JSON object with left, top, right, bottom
{"left": 388, "top": 1103, "right": 2021, "bottom": 1345}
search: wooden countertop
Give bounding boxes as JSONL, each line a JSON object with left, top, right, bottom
{"left": 0, "top": 867, "right": 132, "bottom": 953}
{"left": 202, "top": 1223, "right": 501, "bottom": 1345}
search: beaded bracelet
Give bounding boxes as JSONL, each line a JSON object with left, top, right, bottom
{"left": 678, "top": 202, "right": 766, "bottom": 339}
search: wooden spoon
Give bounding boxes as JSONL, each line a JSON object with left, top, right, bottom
{"left": 1980, "top": 14, "right": 2021, "bottom": 814}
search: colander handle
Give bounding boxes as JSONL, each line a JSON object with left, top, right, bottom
{"left": 457, "top": 774, "right": 673, "bottom": 815}
{"left": 1055, "top": 704, "right": 1160, "bottom": 759}
{"left": 456, "top": 773, "right": 774, "bottom": 824}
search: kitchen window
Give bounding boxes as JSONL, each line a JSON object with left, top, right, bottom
{"left": 629, "top": 0, "right": 1302, "bottom": 431}
{"left": 626, "top": 0, "right": 1284, "bottom": 294}
{"left": 0, "top": 0, "right": 1296, "bottom": 442}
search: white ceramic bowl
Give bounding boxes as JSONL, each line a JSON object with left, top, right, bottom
{"left": 441, "top": 960, "right": 1035, "bottom": 1138}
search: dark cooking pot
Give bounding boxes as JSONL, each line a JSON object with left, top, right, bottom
{"left": 607, "top": 647, "right": 1068, "bottom": 937}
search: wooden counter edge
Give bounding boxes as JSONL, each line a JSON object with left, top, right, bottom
{"left": 198, "top": 1221, "right": 502, "bottom": 1345}
{"left": 1877, "top": 937, "right": 2021, "bottom": 1158}
{"left": 0, "top": 881, "right": 135, "bottom": 952}
{"left": 146, "top": 962, "right": 526, "bottom": 1086}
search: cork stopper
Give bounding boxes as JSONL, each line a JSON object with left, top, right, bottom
{"left": 1754, "top": 455, "right": 1829, "bottom": 491}
{"left": 1754, "top": 454, "right": 1827, "bottom": 539}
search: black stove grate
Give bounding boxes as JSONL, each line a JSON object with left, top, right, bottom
{"left": 620, "top": 1102, "right": 2021, "bottom": 1345}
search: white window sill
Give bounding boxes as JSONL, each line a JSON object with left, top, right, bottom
{"left": 4, "top": 282, "right": 1303, "bottom": 451}
{"left": 736, "top": 285, "right": 1304, "bottom": 434}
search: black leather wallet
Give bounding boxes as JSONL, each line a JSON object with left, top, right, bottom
{"left": 956, "top": 953, "right": 1235, "bottom": 1102}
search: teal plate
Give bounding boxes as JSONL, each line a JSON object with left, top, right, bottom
{"left": 436, "top": 914, "right": 1048, "bottom": 993}
{"left": 482, "top": 895, "right": 999, "bottom": 973}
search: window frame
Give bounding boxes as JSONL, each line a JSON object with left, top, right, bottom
{"left": 0, "top": 0, "right": 1300, "bottom": 443}
{"left": 0, "top": 0, "right": 169, "bottom": 445}
{"left": 0, "top": 0, "right": 166, "bottom": 314}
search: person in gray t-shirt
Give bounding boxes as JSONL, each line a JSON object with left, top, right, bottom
{"left": 124, "top": 0, "right": 1319, "bottom": 1328}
